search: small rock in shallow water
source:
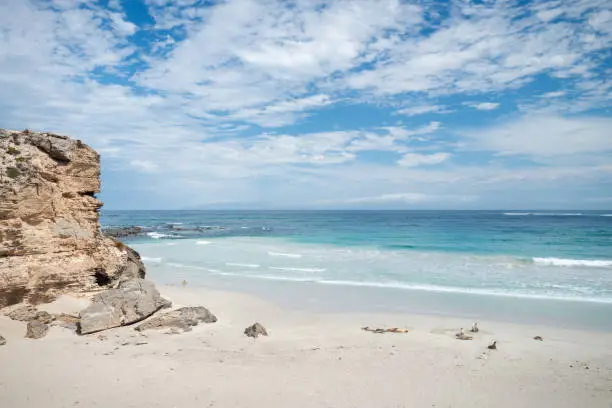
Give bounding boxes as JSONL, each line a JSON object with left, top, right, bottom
{"left": 26, "top": 320, "right": 49, "bottom": 339}
{"left": 244, "top": 322, "right": 268, "bottom": 338}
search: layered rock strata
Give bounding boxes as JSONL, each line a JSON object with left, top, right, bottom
{"left": 0, "top": 129, "right": 145, "bottom": 308}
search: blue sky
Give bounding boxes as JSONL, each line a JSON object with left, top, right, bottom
{"left": 0, "top": 0, "right": 611, "bottom": 209}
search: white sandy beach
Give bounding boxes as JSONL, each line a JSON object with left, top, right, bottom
{"left": 1, "top": 284, "right": 611, "bottom": 408}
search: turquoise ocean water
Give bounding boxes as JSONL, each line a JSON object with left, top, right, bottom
{"left": 101, "top": 211, "right": 612, "bottom": 329}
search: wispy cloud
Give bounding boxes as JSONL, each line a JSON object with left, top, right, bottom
{"left": 466, "top": 102, "right": 500, "bottom": 111}
{"left": 396, "top": 105, "right": 451, "bottom": 116}
{"left": 398, "top": 152, "right": 451, "bottom": 167}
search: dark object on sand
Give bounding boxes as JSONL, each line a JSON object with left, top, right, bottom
{"left": 26, "top": 320, "right": 49, "bottom": 339}
{"left": 361, "top": 326, "right": 409, "bottom": 334}
{"left": 0, "top": 335, "right": 5, "bottom": 346}
{"left": 455, "top": 328, "right": 473, "bottom": 340}
{"left": 245, "top": 322, "right": 268, "bottom": 338}
{"left": 5, "top": 304, "right": 53, "bottom": 324}
{"left": 488, "top": 340, "right": 497, "bottom": 350}
{"left": 534, "top": 336, "right": 543, "bottom": 341}
{"left": 470, "top": 322, "right": 479, "bottom": 333}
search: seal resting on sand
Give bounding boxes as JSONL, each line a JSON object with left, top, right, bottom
{"left": 488, "top": 340, "right": 497, "bottom": 350}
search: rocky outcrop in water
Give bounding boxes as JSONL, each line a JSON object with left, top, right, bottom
{"left": 0, "top": 129, "right": 146, "bottom": 308}
{"left": 102, "top": 226, "right": 146, "bottom": 239}
{"left": 79, "top": 278, "right": 171, "bottom": 334}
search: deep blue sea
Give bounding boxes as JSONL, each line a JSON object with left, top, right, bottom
{"left": 101, "top": 210, "right": 612, "bottom": 328}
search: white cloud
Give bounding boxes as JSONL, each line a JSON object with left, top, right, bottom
{"left": 109, "top": 12, "right": 138, "bottom": 36}
{"left": 130, "top": 160, "right": 159, "bottom": 172}
{"left": 396, "top": 105, "right": 451, "bottom": 116}
{"left": 460, "top": 115, "right": 612, "bottom": 157}
{"left": 466, "top": 102, "right": 500, "bottom": 111}
{"left": 339, "top": 192, "right": 475, "bottom": 204}
{"left": 398, "top": 152, "right": 451, "bottom": 167}
{"left": 540, "top": 91, "right": 566, "bottom": 98}
{"left": 345, "top": 1, "right": 611, "bottom": 105}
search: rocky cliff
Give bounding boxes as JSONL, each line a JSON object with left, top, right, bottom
{"left": 0, "top": 129, "right": 145, "bottom": 308}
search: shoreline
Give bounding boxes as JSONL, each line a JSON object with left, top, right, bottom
{"left": 2, "top": 283, "right": 612, "bottom": 407}
{"left": 144, "top": 267, "right": 612, "bottom": 332}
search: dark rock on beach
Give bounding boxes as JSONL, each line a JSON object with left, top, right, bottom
{"left": 79, "top": 278, "right": 171, "bottom": 335}
{"left": 5, "top": 304, "right": 55, "bottom": 324}
{"left": 244, "top": 322, "right": 268, "bottom": 338}
{"left": 0, "top": 334, "right": 5, "bottom": 346}
{"left": 135, "top": 306, "right": 217, "bottom": 332}
{"left": 26, "top": 320, "right": 49, "bottom": 339}
{"left": 5, "top": 304, "right": 40, "bottom": 321}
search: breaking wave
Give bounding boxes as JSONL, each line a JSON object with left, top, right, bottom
{"left": 533, "top": 257, "right": 612, "bottom": 268}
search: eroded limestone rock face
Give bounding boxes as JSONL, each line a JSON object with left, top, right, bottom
{"left": 0, "top": 129, "right": 145, "bottom": 308}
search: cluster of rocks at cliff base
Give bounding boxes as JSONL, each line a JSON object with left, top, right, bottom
{"left": 0, "top": 129, "right": 145, "bottom": 308}
{"left": 0, "top": 129, "right": 235, "bottom": 339}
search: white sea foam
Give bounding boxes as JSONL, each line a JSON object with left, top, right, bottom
{"left": 532, "top": 213, "right": 583, "bottom": 216}
{"left": 225, "top": 262, "right": 261, "bottom": 268}
{"left": 147, "top": 232, "right": 179, "bottom": 239}
{"left": 269, "top": 267, "right": 326, "bottom": 272}
{"left": 141, "top": 256, "right": 162, "bottom": 263}
{"left": 200, "top": 272, "right": 612, "bottom": 304}
{"left": 533, "top": 257, "right": 612, "bottom": 268}
{"left": 196, "top": 240, "right": 212, "bottom": 245}
{"left": 166, "top": 262, "right": 207, "bottom": 270}
{"left": 315, "top": 280, "right": 612, "bottom": 303}
{"left": 503, "top": 212, "right": 583, "bottom": 216}
{"left": 268, "top": 251, "right": 302, "bottom": 258}
{"left": 602, "top": 214, "right": 612, "bottom": 217}
{"left": 212, "top": 271, "right": 316, "bottom": 283}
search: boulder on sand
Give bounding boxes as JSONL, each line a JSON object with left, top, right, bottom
{"left": 5, "top": 304, "right": 55, "bottom": 324}
{"left": 244, "top": 322, "right": 268, "bottom": 338}
{"left": 135, "top": 306, "right": 217, "bottom": 332}
{"left": 26, "top": 320, "right": 49, "bottom": 339}
{"left": 78, "top": 279, "right": 171, "bottom": 335}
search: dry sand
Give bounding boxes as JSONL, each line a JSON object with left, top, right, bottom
{"left": 1, "top": 284, "right": 612, "bottom": 408}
